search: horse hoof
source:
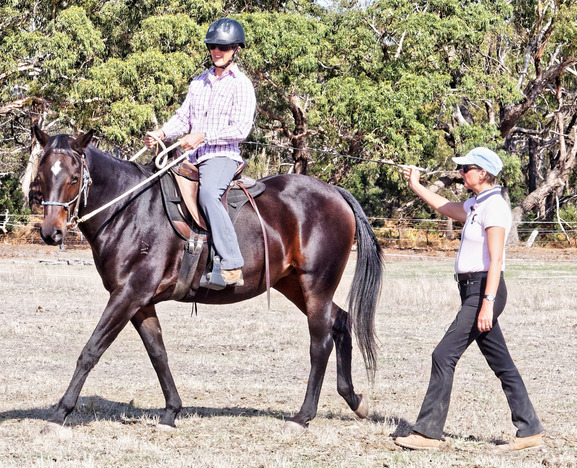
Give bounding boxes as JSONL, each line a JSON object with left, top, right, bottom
{"left": 40, "top": 422, "right": 71, "bottom": 439}
{"left": 156, "top": 423, "right": 176, "bottom": 432}
{"left": 40, "top": 422, "right": 64, "bottom": 435}
{"left": 354, "top": 394, "right": 369, "bottom": 419}
{"left": 283, "top": 421, "right": 307, "bottom": 434}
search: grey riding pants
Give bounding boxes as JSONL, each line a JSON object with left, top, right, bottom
{"left": 197, "top": 157, "right": 244, "bottom": 270}
{"left": 412, "top": 274, "right": 543, "bottom": 440}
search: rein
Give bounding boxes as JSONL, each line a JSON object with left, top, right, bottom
{"left": 43, "top": 138, "right": 184, "bottom": 227}
{"left": 76, "top": 141, "right": 183, "bottom": 224}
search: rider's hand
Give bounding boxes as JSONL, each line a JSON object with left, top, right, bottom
{"left": 145, "top": 130, "right": 165, "bottom": 148}
{"left": 179, "top": 132, "right": 205, "bottom": 151}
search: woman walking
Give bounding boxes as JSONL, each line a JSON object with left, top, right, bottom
{"left": 395, "top": 147, "right": 543, "bottom": 451}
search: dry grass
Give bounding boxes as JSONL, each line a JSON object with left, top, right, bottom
{"left": 0, "top": 244, "right": 576, "bottom": 467}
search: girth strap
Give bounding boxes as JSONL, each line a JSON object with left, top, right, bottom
{"left": 237, "top": 182, "right": 271, "bottom": 309}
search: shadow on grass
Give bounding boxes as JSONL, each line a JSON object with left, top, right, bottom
{"left": 1, "top": 395, "right": 386, "bottom": 428}
{"left": 384, "top": 415, "right": 509, "bottom": 445}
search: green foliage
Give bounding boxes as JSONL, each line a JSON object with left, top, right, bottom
{"left": 0, "top": 174, "right": 29, "bottom": 222}
{"left": 1, "top": 0, "right": 577, "bottom": 227}
{"left": 132, "top": 14, "right": 205, "bottom": 55}
{"left": 559, "top": 204, "right": 577, "bottom": 224}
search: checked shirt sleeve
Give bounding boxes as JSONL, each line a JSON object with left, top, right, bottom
{"left": 161, "top": 77, "right": 203, "bottom": 140}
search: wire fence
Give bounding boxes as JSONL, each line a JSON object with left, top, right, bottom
{"left": 369, "top": 217, "right": 577, "bottom": 248}
{"left": 2, "top": 211, "right": 576, "bottom": 248}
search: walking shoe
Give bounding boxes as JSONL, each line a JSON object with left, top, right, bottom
{"left": 221, "top": 268, "right": 244, "bottom": 287}
{"left": 497, "top": 433, "right": 544, "bottom": 451}
{"left": 394, "top": 432, "right": 442, "bottom": 450}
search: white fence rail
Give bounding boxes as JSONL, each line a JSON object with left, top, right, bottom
{"left": 2, "top": 212, "right": 577, "bottom": 247}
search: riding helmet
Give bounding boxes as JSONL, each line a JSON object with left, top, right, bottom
{"left": 204, "top": 18, "right": 246, "bottom": 48}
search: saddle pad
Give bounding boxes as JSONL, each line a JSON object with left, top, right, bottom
{"left": 227, "top": 178, "right": 266, "bottom": 223}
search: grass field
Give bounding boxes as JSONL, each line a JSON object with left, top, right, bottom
{"left": 0, "top": 244, "right": 575, "bottom": 467}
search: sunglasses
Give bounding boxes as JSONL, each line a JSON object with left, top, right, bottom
{"left": 206, "top": 44, "right": 237, "bottom": 51}
{"left": 457, "top": 164, "right": 482, "bottom": 173}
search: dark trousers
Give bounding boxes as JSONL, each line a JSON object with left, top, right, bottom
{"left": 412, "top": 275, "right": 543, "bottom": 440}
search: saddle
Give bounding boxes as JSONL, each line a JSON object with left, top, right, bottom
{"left": 159, "top": 159, "right": 267, "bottom": 298}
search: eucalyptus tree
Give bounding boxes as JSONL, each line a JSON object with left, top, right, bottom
{"left": 240, "top": 12, "right": 330, "bottom": 174}
{"left": 0, "top": 0, "right": 220, "bottom": 205}
{"left": 355, "top": 0, "right": 577, "bottom": 239}
{"left": 2, "top": 0, "right": 576, "bottom": 239}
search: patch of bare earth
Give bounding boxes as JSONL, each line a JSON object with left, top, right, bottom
{"left": 0, "top": 243, "right": 575, "bottom": 467}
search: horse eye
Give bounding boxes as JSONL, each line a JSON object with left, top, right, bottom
{"left": 70, "top": 176, "right": 79, "bottom": 185}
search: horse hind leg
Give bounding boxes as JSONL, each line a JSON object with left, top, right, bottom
{"left": 281, "top": 294, "right": 334, "bottom": 431}
{"left": 276, "top": 277, "right": 357, "bottom": 430}
{"left": 333, "top": 305, "right": 368, "bottom": 419}
{"left": 131, "top": 305, "right": 182, "bottom": 429}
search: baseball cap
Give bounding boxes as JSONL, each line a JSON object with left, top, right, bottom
{"left": 452, "top": 147, "right": 503, "bottom": 176}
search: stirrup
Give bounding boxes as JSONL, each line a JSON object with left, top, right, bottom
{"left": 200, "top": 255, "right": 226, "bottom": 290}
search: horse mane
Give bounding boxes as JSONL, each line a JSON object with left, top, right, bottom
{"left": 46, "top": 132, "right": 184, "bottom": 178}
{"left": 83, "top": 142, "right": 157, "bottom": 177}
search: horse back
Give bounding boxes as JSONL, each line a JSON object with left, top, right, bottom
{"left": 248, "top": 173, "right": 357, "bottom": 268}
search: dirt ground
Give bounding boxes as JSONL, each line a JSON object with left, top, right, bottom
{"left": 0, "top": 242, "right": 576, "bottom": 467}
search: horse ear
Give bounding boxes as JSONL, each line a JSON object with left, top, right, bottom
{"left": 32, "top": 125, "right": 50, "bottom": 148}
{"left": 71, "top": 129, "right": 95, "bottom": 154}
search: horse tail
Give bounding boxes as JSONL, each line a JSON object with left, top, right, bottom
{"left": 335, "top": 186, "right": 383, "bottom": 382}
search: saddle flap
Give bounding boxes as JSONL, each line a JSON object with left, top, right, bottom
{"left": 171, "top": 161, "right": 207, "bottom": 231}
{"left": 167, "top": 159, "right": 266, "bottom": 233}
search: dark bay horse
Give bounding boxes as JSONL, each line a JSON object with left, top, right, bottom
{"left": 32, "top": 126, "right": 383, "bottom": 432}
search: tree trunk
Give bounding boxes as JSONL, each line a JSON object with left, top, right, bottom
{"left": 510, "top": 124, "right": 577, "bottom": 243}
{"left": 500, "top": 59, "right": 576, "bottom": 138}
{"left": 20, "top": 111, "right": 44, "bottom": 210}
{"left": 288, "top": 95, "right": 309, "bottom": 175}
{"left": 528, "top": 136, "right": 539, "bottom": 193}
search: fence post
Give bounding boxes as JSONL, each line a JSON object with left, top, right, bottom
{"left": 0, "top": 210, "right": 9, "bottom": 234}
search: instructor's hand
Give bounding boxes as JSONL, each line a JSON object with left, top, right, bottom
{"left": 402, "top": 166, "right": 422, "bottom": 190}
{"left": 477, "top": 302, "right": 494, "bottom": 333}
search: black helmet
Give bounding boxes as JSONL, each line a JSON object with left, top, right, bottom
{"left": 204, "top": 18, "right": 246, "bottom": 48}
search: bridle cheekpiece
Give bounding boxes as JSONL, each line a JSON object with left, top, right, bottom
{"left": 41, "top": 148, "right": 92, "bottom": 225}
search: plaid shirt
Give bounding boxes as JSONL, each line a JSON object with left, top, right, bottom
{"left": 161, "top": 64, "right": 256, "bottom": 164}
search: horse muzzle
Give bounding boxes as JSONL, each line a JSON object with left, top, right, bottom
{"left": 40, "top": 216, "right": 68, "bottom": 246}
{"left": 41, "top": 224, "right": 66, "bottom": 245}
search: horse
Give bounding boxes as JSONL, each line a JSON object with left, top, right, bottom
{"left": 31, "top": 125, "right": 383, "bottom": 433}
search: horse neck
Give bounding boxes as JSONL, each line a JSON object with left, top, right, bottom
{"left": 84, "top": 146, "right": 142, "bottom": 192}
{"left": 79, "top": 147, "right": 154, "bottom": 234}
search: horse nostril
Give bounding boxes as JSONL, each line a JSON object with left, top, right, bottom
{"left": 41, "top": 227, "right": 64, "bottom": 245}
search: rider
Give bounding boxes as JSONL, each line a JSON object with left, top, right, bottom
{"left": 145, "top": 18, "right": 256, "bottom": 288}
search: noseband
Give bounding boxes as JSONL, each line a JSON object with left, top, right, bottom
{"left": 41, "top": 148, "right": 92, "bottom": 225}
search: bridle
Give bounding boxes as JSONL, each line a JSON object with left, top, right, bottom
{"left": 41, "top": 148, "right": 92, "bottom": 225}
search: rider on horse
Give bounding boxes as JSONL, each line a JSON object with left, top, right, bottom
{"left": 145, "top": 18, "right": 256, "bottom": 288}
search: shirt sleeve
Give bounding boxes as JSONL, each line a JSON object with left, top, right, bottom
{"left": 161, "top": 77, "right": 203, "bottom": 140}
{"left": 463, "top": 197, "right": 476, "bottom": 213}
{"left": 481, "top": 197, "right": 510, "bottom": 229}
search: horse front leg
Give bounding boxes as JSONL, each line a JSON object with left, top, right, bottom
{"left": 131, "top": 305, "right": 182, "bottom": 429}
{"left": 42, "top": 292, "right": 138, "bottom": 433}
{"left": 285, "top": 302, "right": 334, "bottom": 431}
{"left": 332, "top": 305, "right": 368, "bottom": 418}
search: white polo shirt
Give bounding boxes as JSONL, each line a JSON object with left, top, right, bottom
{"left": 455, "top": 186, "right": 512, "bottom": 274}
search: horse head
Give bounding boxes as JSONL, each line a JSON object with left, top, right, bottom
{"left": 33, "top": 125, "right": 94, "bottom": 245}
